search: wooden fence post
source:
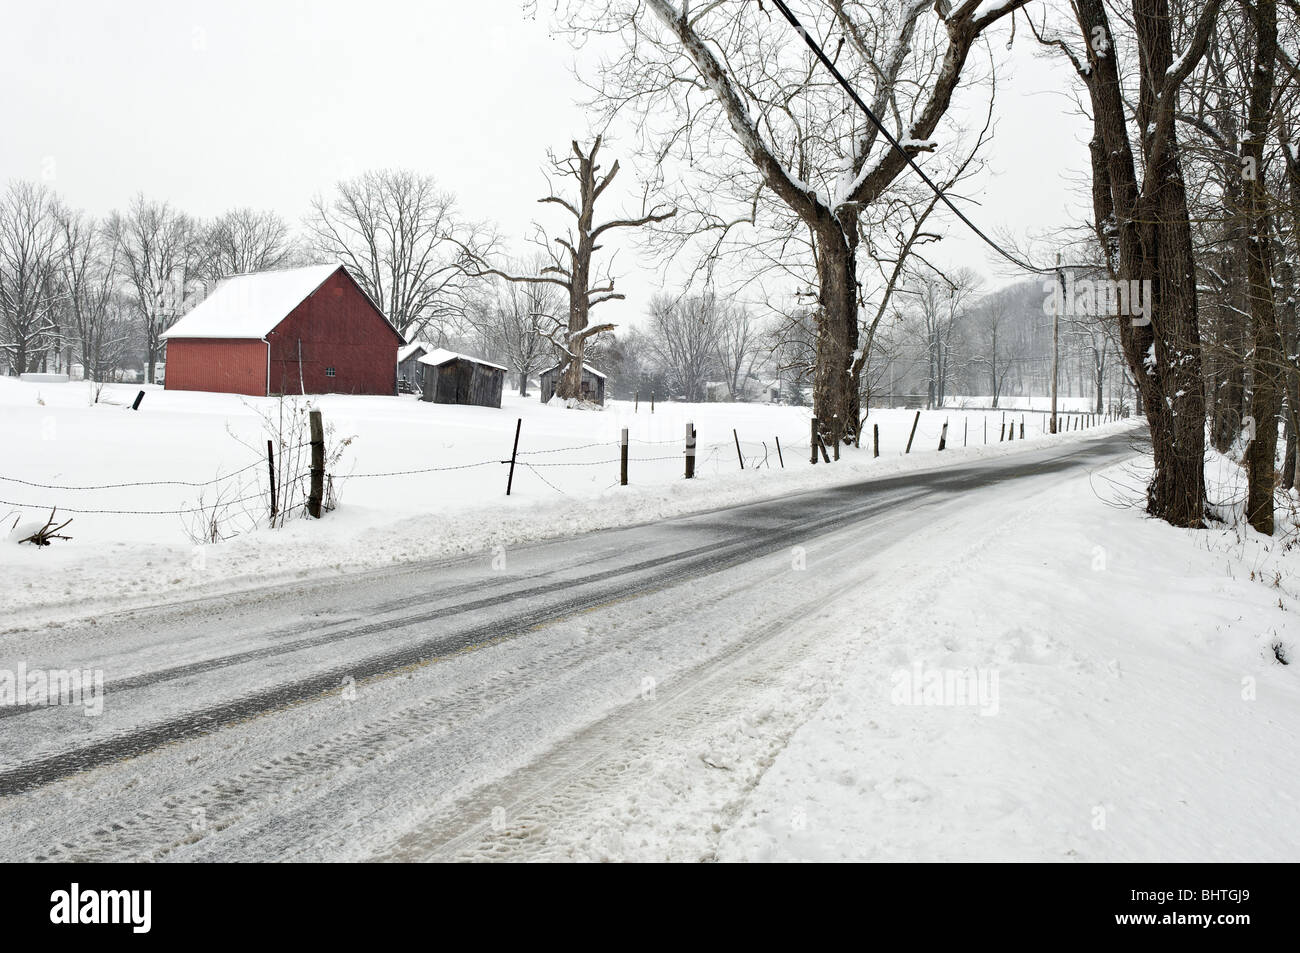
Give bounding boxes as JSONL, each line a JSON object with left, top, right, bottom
{"left": 1000, "top": 412, "right": 1006, "bottom": 442}
{"left": 685, "top": 423, "right": 696, "bottom": 479}
{"left": 733, "top": 429, "right": 745, "bottom": 469}
{"left": 307, "top": 409, "right": 324, "bottom": 518}
{"left": 505, "top": 417, "right": 522, "bottom": 496}
{"left": 939, "top": 419, "right": 948, "bottom": 451}
{"left": 964, "top": 417, "right": 968, "bottom": 447}
{"left": 775, "top": 435, "right": 785, "bottom": 468}
{"left": 905, "top": 410, "right": 920, "bottom": 453}
{"left": 620, "top": 428, "right": 629, "bottom": 486}
{"left": 873, "top": 423, "right": 880, "bottom": 458}
{"left": 811, "top": 418, "right": 819, "bottom": 464}
{"left": 266, "top": 439, "right": 278, "bottom": 522}
{"left": 131, "top": 390, "right": 145, "bottom": 411}
{"left": 651, "top": 391, "right": 655, "bottom": 413}
{"left": 1020, "top": 416, "right": 1025, "bottom": 439}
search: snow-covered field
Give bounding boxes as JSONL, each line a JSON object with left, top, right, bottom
{"left": 0, "top": 377, "right": 1112, "bottom": 624}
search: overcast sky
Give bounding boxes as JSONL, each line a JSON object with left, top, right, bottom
{"left": 1, "top": 0, "right": 1092, "bottom": 326}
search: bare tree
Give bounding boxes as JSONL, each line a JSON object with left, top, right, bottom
{"left": 974, "top": 302, "right": 1015, "bottom": 408}
{"left": 560, "top": 0, "right": 1030, "bottom": 446}
{"left": 905, "top": 269, "right": 979, "bottom": 409}
{"left": 197, "top": 207, "right": 295, "bottom": 282}
{"left": 645, "top": 292, "right": 723, "bottom": 401}
{"left": 306, "top": 169, "right": 492, "bottom": 341}
{"left": 0, "top": 181, "right": 61, "bottom": 375}
{"left": 110, "top": 195, "right": 198, "bottom": 384}
{"left": 468, "top": 256, "right": 565, "bottom": 395}
{"left": 474, "top": 138, "right": 674, "bottom": 402}
{"left": 1034, "top": 0, "right": 1223, "bottom": 526}
{"left": 1240, "top": 0, "right": 1282, "bottom": 533}
{"left": 713, "top": 302, "right": 764, "bottom": 400}
{"left": 768, "top": 305, "right": 818, "bottom": 406}
{"left": 55, "top": 206, "right": 128, "bottom": 381}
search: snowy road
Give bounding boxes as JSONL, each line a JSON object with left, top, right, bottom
{"left": 0, "top": 429, "right": 1140, "bottom": 861}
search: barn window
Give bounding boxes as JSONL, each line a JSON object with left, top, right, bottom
{"left": 325, "top": 366, "right": 336, "bottom": 378}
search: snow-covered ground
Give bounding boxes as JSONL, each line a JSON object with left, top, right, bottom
{"left": 2, "top": 392, "right": 1295, "bottom": 862}
{"left": 0, "top": 376, "right": 1110, "bottom": 625}
{"left": 711, "top": 455, "right": 1300, "bottom": 862}
{"left": 396, "top": 448, "right": 1300, "bottom": 862}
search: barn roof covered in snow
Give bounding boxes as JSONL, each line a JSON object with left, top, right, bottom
{"left": 162, "top": 263, "right": 384, "bottom": 340}
{"left": 397, "top": 341, "right": 431, "bottom": 363}
{"left": 417, "top": 348, "right": 508, "bottom": 372}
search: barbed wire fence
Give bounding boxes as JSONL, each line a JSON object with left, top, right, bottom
{"left": 3, "top": 407, "right": 1117, "bottom": 540}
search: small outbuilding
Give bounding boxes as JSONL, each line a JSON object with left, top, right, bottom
{"left": 397, "top": 341, "right": 432, "bottom": 393}
{"left": 419, "top": 348, "right": 507, "bottom": 408}
{"left": 539, "top": 361, "right": 606, "bottom": 405}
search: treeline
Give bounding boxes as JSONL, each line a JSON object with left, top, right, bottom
{"left": 0, "top": 170, "right": 490, "bottom": 384}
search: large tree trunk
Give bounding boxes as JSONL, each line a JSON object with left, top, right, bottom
{"left": 1242, "top": 0, "right": 1280, "bottom": 533}
{"left": 812, "top": 221, "right": 860, "bottom": 445}
{"left": 1076, "top": 0, "right": 1211, "bottom": 527}
{"left": 1280, "top": 259, "right": 1300, "bottom": 490}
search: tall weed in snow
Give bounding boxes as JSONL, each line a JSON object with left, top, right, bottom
{"left": 183, "top": 397, "right": 354, "bottom": 543}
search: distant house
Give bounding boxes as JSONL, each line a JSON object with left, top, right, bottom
{"left": 418, "top": 349, "right": 507, "bottom": 408}
{"left": 539, "top": 362, "right": 606, "bottom": 405}
{"left": 397, "top": 341, "right": 432, "bottom": 393}
{"left": 161, "top": 263, "right": 403, "bottom": 397}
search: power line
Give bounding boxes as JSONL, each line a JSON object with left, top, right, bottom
{"left": 769, "top": 0, "right": 1056, "bottom": 276}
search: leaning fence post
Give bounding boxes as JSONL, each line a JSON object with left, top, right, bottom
{"left": 506, "top": 417, "right": 522, "bottom": 496}
{"left": 964, "top": 417, "right": 968, "bottom": 447}
{"left": 266, "top": 438, "right": 278, "bottom": 523}
{"left": 307, "top": 409, "right": 324, "bottom": 518}
{"left": 685, "top": 422, "right": 696, "bottom": 479}
{"left": 775, "top": 435, "right": 785, "bottom": 468}
{"left": 733, "top": 429, "right": 745, "bottom": 470}
{"left": 131, "top": 390, "right": 145, "bottom": 411}
{"left": 939, "top": 418, "right": 948, "bottom": 451}
{"left": 620, "top": 428, "right": 629, "bottom": 486}
{"left": 905, "top": 410, "right": 920, "bottom": 453}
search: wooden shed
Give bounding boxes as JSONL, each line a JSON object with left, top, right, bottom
{"left": 397, "top": 341, "right": 431, "bottom": 394}
{"left": 419, "top": 349, "right": 507, "bottom": 408}
{"left": 539, "top": 361, "right": 606, "bottom": 405}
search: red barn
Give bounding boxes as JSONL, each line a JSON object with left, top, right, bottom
{"left": 162, "top": 263, "right": 404, "bottom": 397}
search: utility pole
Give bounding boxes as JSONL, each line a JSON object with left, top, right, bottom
{"left": 1052, "top": 253, "right": 1062, "bottom": 434}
